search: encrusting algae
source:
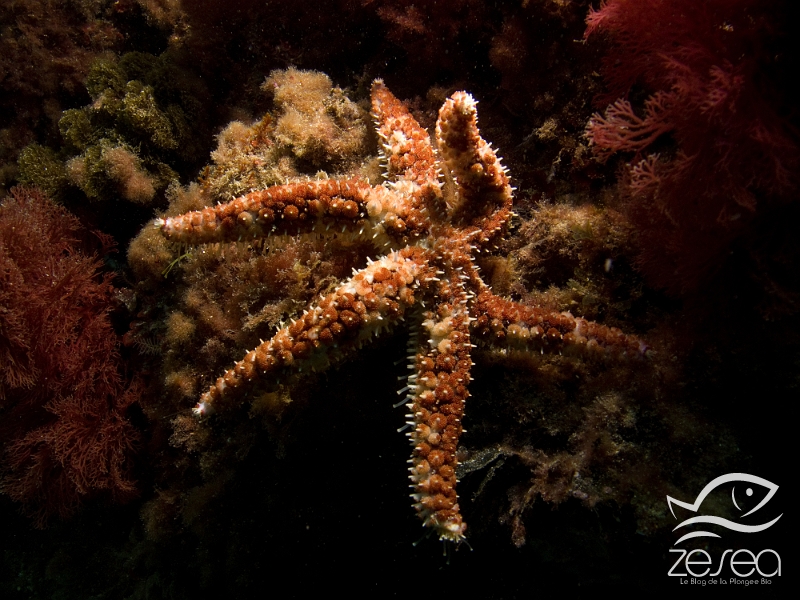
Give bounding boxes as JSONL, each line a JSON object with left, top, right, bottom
{"left": 201, "top": 67, "right": 373, "bottom": 201}
{"left": 18, "top": 51, "right": 210, "bottom": 207}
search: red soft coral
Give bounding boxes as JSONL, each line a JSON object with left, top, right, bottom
{"left": 0, "top": 187, "right": 139, "bottom": 526}
{"left": 585, "top": 0, "right": 799, "bottom": 294}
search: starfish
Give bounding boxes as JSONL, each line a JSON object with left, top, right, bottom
{"left": 158, "top": 80, "right": 647, "bottom": 543}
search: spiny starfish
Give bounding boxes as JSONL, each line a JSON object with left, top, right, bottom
{"left": 158, "top": 80, "right": 647, "bottom": 543}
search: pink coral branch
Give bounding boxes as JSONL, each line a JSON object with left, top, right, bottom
{"left": 584, "top": 0, "right": 620, "bottom": 38}
{"left": 586, "top": 93, "right": 674, "bottom": 161}
{"left": 627, "top": 154, "right": 662, "bottom": 198}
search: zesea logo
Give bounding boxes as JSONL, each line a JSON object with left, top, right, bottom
{"left": 666, "top": 473, "right": 782, "bottom": 585}
{"left": 667, "top": 473, "right": 782, "bottom": 545}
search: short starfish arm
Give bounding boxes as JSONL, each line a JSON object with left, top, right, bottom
{"left": 371, "top": 80, "right": 440, "bottom": 190}
{"left": 193, "top": 247, "right": 437, "bottom": 416}
{"left": 405, "top": 282, "right": 472, "bottom": 543}
{"left": 370, "top": 80, "right": 445, "bottom": 234}
{"left": 158, "top": 178, "right": 374, "bottom": 246}
{"left": 436, "top": 92, "right": 513, "bottom": 245}
{"left": 471, "top": 291, "right": 648, "bottom": 358}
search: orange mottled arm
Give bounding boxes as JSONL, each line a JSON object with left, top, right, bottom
{"left": 371, "top": 80, "right": 440, "bottom": 189}
{"left": 194, "top": 247, "right": 437, "bottom": 416}
{"left": 404, "top": 283, "right": 472, "bottom": 543}
{"left": 471, "top": 291, "right": 648, "bottom": 358}
{"left": 436, "top": 91, "right": 513, "bottom": 246}
{"left": 159, "top": 178, "right": 372, "bottom": 245}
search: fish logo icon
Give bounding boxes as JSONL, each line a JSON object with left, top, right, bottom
{"left": 667, "top": 473, "right": 783, "bottom": 545}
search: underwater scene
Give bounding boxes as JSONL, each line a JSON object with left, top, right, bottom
{"left": 0, "top": 0, "right": 794, "bottom": 596}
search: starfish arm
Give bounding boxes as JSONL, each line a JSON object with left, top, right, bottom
{"left": 471, "top": 291, "right": 648, "bottom": 358}
{"left": 371, "top": 80, "right": 440, "bottom": 190}
{"left": 370, "top": 80, "right": 446, "bottom": 232}
{"left": 436, "top": 92, "right": 513, "bottom": 245}
{"left": 158, "top": 178, "right": 375, "bottom": 246}
{"left": 405, "top": 280, "right": 472, "bottom": 543}
{"left": 194, "top": 247, "right": 438, "bottom": 416}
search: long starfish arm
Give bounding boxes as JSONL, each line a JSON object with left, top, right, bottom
{"left": 404, "top": 281, "right": 472, "bottom": 543}
{"left": 436, "top": 92, "right": 513, "bottom": 245}
{"left": 471, "top": 291, "right": 648, "bottom": 358}
{"left": 193, "top": 247, "right": 437, "bottom": 416}
{"left": 158, "top": 178, "right": 374, "bottom": 246}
